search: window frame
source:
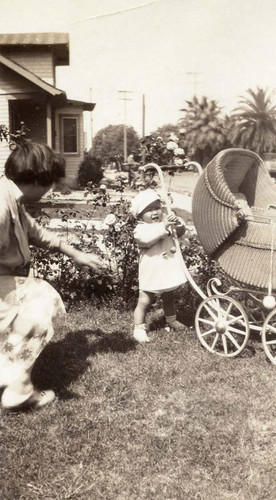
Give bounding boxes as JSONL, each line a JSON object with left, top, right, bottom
{"left": 60, "top": 114, "right": 80, "bottom": 156}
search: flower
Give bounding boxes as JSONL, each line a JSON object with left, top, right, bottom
{"left": 174, "top": 147, "right": 185, "bottom": 156}
{"left": 167, "top": 141, "right": 178, "bottom": 151}
{"left": 168, "top": 133, "right": 178, "bottom": 142}
{"left": 103, "top": 214, "right": 116, "bottom": 226}
{"left": 174, "top": 157, "right": 184, "bottom": 166}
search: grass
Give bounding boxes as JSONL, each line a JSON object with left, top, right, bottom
{"left": 2, "top": 304, "right": 276, "bottom": 500}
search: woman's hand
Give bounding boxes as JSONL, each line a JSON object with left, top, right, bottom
{"left": 71, "top": 250, "right": 105, "bottom": 270}
{"left": 59, "top": 242, "right": 106, "bottom": 270}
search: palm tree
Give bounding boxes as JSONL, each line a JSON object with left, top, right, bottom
{"left": 229, "top": 87, "right": 276, "bottom": 156}
{"left": 179, "top": 96, "right": 228, "bottom": 166}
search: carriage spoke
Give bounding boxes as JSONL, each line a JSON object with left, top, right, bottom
{"left": 225, "top": 302, "right": 233, "bottom": 318}
{"left": 214, "top": 299, "right": 223, "bottom": 319}
{"left": 228, "top": 325, "right": 247, "bottom": 336}
{"left": 227, "top": 314, "right": 244, "bottom": 325}
{"left": 222, "top": 334, "right": 228, "bottom": 355}
{"left": 201, "top": 328, "right": 216, "bottom": 337}
{"left": 225, "top": 331, "right": 242, "bottom": 350}
{"left": 203, "top": 303, "right": 218, "bottom": 321}
{"left": 265, "top": 339, "right": 276, "bottom": 345}
{"left": 211, "top": 332, "right": 219, "bottom": 350}
{"left": 198, "top": 318, "right": 215, "bottom": 326}
{"left": 266, "top": 324, "right": 276, "bottom": 334}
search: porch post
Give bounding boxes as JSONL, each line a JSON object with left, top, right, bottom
{"left": 46, "top": 100, "right": 52, "bottom": 147}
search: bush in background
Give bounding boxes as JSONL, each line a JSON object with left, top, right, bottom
{"left": 77, "top": 154, "right": 104, "bottom": 187}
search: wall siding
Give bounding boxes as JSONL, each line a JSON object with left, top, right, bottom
{"left": 55, "top": 107, "right": 85, "bottom": 185}
{"left": 1, "top": 48, "right": 55, "bottom": 85}
{"left": 0, "top": 65, "right": 38, "bottom": 94}
{"left": 0, "top": 59, "right": 87, "bottom": 185}
{"left": 0, "top": 96, "right": 11, "bottom": 175}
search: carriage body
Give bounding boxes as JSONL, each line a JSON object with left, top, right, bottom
{"left": 192, "top": 149, "right": 276, "bottom": 363}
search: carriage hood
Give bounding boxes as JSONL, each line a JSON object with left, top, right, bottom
{"left": 192, "top": 148, "right": 276, "bottom": 289}
{"left": 192, "top": 148, "right": 264, "bottom": 256}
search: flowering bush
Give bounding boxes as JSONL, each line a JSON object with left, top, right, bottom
{"left": 30, "top": 189, "right": 139, "bottom": 309}
{"left": 140, "top": 130, "right": 189, "bottom": 167}
{"left": 0, "top": 122, "right": 29, "bottom": 147}
{"left": 30, "top": 183, "right": 216, "bottom": 316}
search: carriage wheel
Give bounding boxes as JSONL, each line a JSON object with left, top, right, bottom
{"left": 195, "top": 295, "right": 250, "bottom": 357}
{"left": 262, "top": 310, "right": 276, "bottom": 365}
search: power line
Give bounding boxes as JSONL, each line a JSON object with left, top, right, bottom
{"left": 185, "top": 72, "right": 203, "bottom": 96}
{"left": 72, "top": 1, "right": 160, "bottom": 24}
{"left": 118, "top": 90, "right": 133, "bottom": 162}
{"left": 90, "top": 87, "right": 93, "bottom": 148}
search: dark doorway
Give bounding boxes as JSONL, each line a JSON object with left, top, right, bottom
{"left": 9, "top": 99, "right": 47, "bottom": 143}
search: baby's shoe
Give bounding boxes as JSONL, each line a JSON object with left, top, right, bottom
{"left": 165, "top": 316, "right": 185, "bottom": 332}
{"left": 133, "top": 324, "right": 150, "bottom": 343}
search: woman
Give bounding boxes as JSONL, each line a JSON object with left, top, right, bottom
{"left": 0, "top": 142, "right": 103, "bottom": 411}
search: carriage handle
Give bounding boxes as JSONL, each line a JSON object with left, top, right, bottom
{"left": 139, "top": 162, "right": 207, "bottom": 300}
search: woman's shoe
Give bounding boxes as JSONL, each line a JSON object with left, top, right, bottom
{"left": 1, "top": 389, "right": 56, "bottom": 411}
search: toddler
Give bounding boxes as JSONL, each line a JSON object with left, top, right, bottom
{"left": 130, "top": 189, "right": 187, "bottom": 342}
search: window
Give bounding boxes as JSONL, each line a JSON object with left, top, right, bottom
{"left": 61, "top": 116, "right": 79, "bottom": 154}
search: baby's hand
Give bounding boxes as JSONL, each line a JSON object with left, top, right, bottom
{"left": 164, "top": 213, "right": 178, "bottom": 229}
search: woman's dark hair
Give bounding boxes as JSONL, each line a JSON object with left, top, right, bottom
{"left": 5, "top": 142, "right": 66, "bottom": 186}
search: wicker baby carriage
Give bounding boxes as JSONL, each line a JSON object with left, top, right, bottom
{"left": 192, "top": 148, "right": 276, "bottom": 363}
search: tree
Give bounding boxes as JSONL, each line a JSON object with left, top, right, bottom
{"left": 91, "top": 124, "right": 140, "bottom": 164}
{"left": 77, "top": 154, "right": 104, "bottom": 187}
{"left": 150, "top": 123, "right": 180, "bottom": 140}
{"left": 179, "top": 96, "right": 228, "bottom": 166}
{"left": 228, "top": 87, "right": 276, "bottom": 156}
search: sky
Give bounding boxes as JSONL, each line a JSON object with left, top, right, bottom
{"left": 1, "top": 0, "right": 276, "bottom": 144}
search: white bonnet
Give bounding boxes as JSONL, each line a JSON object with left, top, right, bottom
{"left": 130, "top": 189, "right": 161, "bottom": 218}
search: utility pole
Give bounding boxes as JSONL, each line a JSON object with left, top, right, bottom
{"left": 186, "top": 72, "right": 203, "bottom": 96}
{"left": 90, "top": 87, "right": 93, "bottom": 149}
{"left": 142, "top": 94, "right": 145, "bottom": 137}
{"left": 118, "top": 90, "right": 132, "bottom": 162}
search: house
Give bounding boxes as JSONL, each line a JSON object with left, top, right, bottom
{"left": 0, "top": 33, "right": 95, "bottom": 186}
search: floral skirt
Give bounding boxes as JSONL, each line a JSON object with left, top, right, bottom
{"left": 0, "top": 276, "right": 65, "bottom": 386}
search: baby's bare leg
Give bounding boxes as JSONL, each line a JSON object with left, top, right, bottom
{"left": 134, "top": 290, "right": 154, "bottom": 325}
{"left": 133, "top": 291, "right": 154, "bottom": 342}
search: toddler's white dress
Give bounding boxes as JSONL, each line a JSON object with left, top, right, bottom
{"left": 134, "top": 221, "right": 187, "bottom": 293}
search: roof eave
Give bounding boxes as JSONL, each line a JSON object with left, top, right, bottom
{"left": 0, "top": 53, "right": 65, "bottom": 96}
{"left": 66, "top": 99, "right": 96, "bottom": 111}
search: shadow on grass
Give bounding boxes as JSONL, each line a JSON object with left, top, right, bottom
{"left": 32, "top": 329, "right": 136, "bottom": 400}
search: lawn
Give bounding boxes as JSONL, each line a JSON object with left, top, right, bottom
{"left": 2, "top": 303, "right": 276, "bottom": 500}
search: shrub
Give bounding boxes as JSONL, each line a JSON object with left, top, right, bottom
{"left": 30, "top": 185, "right": 216, "bottom": 316}
{"left": 60, "top": 186, "right": 72, "bottom": 196}
{"left": 0, "top": 121, "right": 30, "bottom": 147}
{"left": 140, "top": 132, "right": 188, "bottom": 167}
{"left": 77, "top": 154, "right": 104, "bottom": 187}
{"left": 30, "top": 189, "right": 139, "bottom": 309}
